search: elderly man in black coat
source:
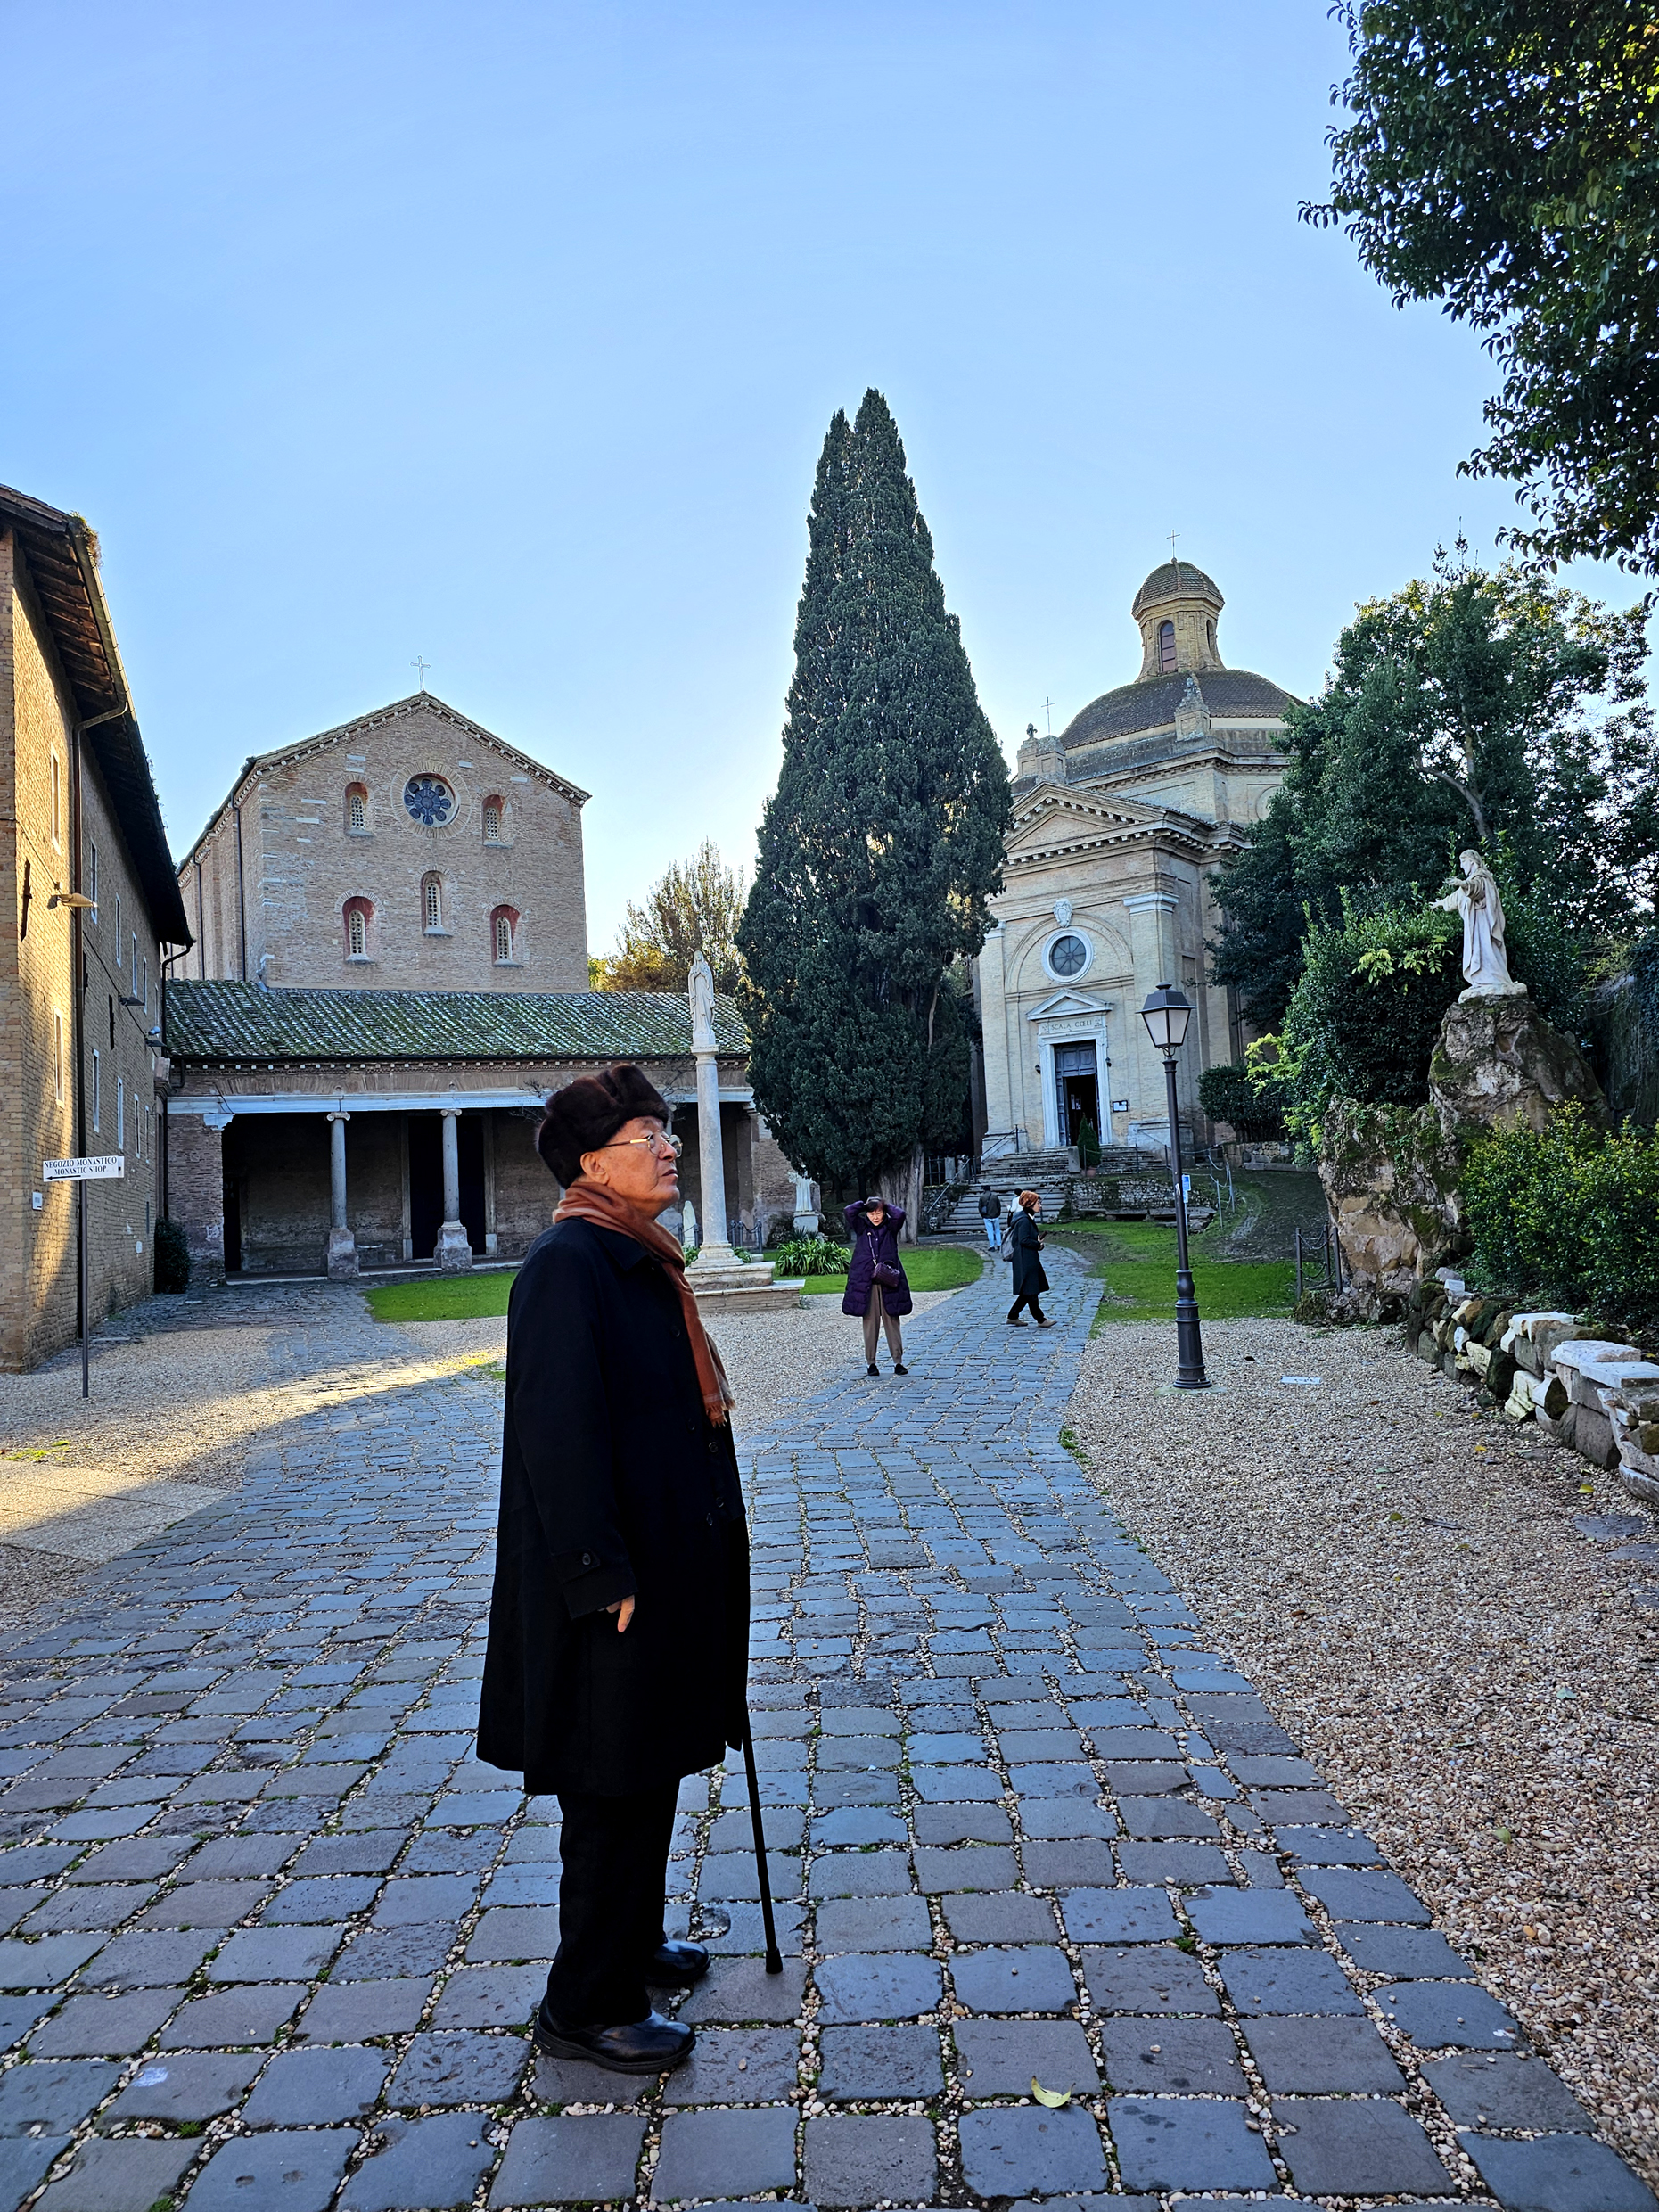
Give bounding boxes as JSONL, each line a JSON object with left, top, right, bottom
{"left": 478, "top": 1063, "right": 750, "bottom": 2074}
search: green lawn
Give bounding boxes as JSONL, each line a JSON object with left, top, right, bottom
{"left": 365, "top": 1271, "right": 518, "bottom": 1322}
{"left": 1055, "top": 1217, "right": 1296, "bottom": 1328}
{"left": 801, "top": 1246, "right": 984, "bottom": 1296}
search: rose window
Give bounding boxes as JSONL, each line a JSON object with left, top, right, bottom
{"left": 1049, "top": 932, "right": 1088, "bottom": 976}
{"left": 403, "top": 775, "right": 455, "bottom": 826}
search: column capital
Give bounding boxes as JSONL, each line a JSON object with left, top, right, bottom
{"left": 439, "top": 1105, "right": 462, "bottom": 1120}
{"left": 1123, "top": 892, "right": 1179, "bottom": 915}
{"left": 326, "top": 1111, "right": 351, "bottom": 1123}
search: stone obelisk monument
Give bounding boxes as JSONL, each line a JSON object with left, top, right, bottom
{"left": 686, "top": 952, "right": 735, "bottom": 1272}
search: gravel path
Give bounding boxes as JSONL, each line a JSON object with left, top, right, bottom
{"left": 1068, "top": 1313, "right": 1659, "bottom": 2180}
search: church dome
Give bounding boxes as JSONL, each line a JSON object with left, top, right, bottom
{"left": 1059, "top": 667, "right": 1295, "bottom": 752}
{"left": 1131, "top": 560, "right": 1222, "bottom": 617}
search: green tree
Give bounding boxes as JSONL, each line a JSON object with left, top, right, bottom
{"left": 737, "top": 391, "right": 1009, "bottom": 1228}
{"left": 1211, "top": 549, "right": 1656, "bottom": 1027}
{"left": 1310, "top": 2, "right": 1659, "bottom": 569}
{"left": 595, "top": 840, "right": 747, "bottom": 995}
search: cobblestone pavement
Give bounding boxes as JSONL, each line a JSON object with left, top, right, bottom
{"left": 0, "top": 1263, "right": 1649, "bottom": 2210}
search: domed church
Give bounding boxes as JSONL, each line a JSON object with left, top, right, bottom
{"left": 974, "top": 561, "right": 1298, "bottom": 1156}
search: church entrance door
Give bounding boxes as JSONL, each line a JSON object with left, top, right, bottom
{"left": 407, "top": 1114, "right": 487, "bottom": 1260}
{"left": 1054, "top": 1040, "right": 1100, "bottom": 1149}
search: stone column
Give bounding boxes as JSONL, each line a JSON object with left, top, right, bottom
{"left": 686, "top": 954, "right": 735, "bottom": 1271}
{"left": 1123, "top": 892, "right": 1183, "bottom": 1145}
{"left": 434, "top": 1107, "right": 472, "bottom": 1273}
{"left": 325, "top": 1113, "right": 357, "bottom": 1279}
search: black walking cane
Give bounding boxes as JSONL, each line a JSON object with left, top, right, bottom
{"left": 740, "top": 1711, "right": 784, "bottom": 1974}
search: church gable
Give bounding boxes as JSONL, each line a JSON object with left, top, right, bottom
{"left": 249, "top": 693, "right": 589, "bottom": 808}
{"left": 1006, "top": 788, "right": 1207, "bottom": 868}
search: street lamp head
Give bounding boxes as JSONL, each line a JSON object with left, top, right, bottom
{"left": 1140, "top": 981, "right": 1193, "bottom": 1057}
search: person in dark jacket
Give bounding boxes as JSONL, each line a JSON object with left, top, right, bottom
{"left": 478, "top": 1063, "right": 750, "bottom": 2075}
{"left": 1006, "top": 1188, "right": 1055, "bottom": 1327}
{"left": 841, "top": 1196, "right": 913, "bottom": 1376}
{"left": 977, "top": 1183, "right": 1003, "bottom": 1250}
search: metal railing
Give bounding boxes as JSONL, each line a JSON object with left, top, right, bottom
{"left": 1294, "top": 1223, "right": 1342, "bottom": 1300}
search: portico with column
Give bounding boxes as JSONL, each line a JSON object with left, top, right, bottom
{"left": 325, "top": 1113, "right": 357, "bottom": 1279}
{"left": 434, "top": 1107, "right": 472, "bottom": 1273}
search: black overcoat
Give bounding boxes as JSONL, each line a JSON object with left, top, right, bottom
{"left": 1008, "top": 1207, "right": 1049, "bottom": 1299}
{"left": 839, "top": 1202, "right": 914, "bottom": 1317}
{"left": 477, "top": 1218, "right": 751, "bottom": 1797}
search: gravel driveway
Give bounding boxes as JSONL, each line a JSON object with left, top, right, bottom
{"left": 1068, "top": 1314, "right": 1659, "bottom": 2179}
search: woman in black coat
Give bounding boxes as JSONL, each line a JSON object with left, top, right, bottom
{"left": 1006, "top": 1188, "right": 1055, "bottom": 1327}
{"left": 841, "top": 1196, "right": 913, "bottom": 1376}
{"left": 478, "top": 1063, "right": 749, "bottom": 2075}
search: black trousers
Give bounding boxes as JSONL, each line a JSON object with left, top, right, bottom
{"left": 543, "top": 1781, "right": 680, "bottom": 2027}
{"left": 1008, "top": 1290, "right": 1047, "bottom": 1322}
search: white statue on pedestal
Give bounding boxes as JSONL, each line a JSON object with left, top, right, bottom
{"left": 1434, "top": 850, "right": 1527, "bottom": 1001}
{"left": 689, "top": 951, "right": 718, "bottom": 1051}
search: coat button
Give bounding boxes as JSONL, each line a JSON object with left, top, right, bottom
{"left": 581, "top": 1551, "right": 593, "bottom": 1567}
{"left": 706, "top": 1513, "right": 714, "bottom": 1528}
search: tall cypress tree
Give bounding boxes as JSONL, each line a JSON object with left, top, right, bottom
{"left": 738, "top": 391, "right": 1009, "bottom": 1227}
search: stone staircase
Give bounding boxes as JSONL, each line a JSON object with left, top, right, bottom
{"left": 686, "top": 1254, "right": 801, "bottom": 1312}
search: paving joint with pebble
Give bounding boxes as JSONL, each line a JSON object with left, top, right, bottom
{"left": 0, "top": 1259, "right": 1647, "bottom": 2208}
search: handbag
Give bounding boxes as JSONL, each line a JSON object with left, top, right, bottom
{"left": 867, "top": 1230, "right": 903, "bottom": 1292}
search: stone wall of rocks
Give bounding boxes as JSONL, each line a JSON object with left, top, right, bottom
{"left": 1401, "top": 1274, "right": 1659, "bottom": 1505}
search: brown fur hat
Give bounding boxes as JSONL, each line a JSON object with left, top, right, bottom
{"left": 537, "top": 1064, "right": 669, "bottom": 1185}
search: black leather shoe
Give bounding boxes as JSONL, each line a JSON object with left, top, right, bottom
{"left": 866, "top": 1362, "right": 879, "bottom": 1376}
{"left": 893, "top": 1363, "right": 908, "bottom": 1376}
{"left": 533, "top": 2002, "right": 694, "bottom": 2073}
{"left": 645, "top": 1939, "right": 710, "bottom": 1985}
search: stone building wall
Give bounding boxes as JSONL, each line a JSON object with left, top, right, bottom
{"left": 181, "top": 695, "right": 590, "bottom": 994}
{"left": 0, "top": 532, "right": 163, "bottom": 1369}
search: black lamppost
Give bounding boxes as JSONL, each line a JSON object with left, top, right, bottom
{"left": 1140, "top": 983, "right": 1210, "bottom": 1391}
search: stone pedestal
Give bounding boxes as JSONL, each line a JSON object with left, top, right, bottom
{"left": 326, "top": 1228, "right": 360, "bottom": 1281}
{"left": 435, "top": 1221, "right": 472, "bottom": 1274}
{"left": 1430, "top": 994, "right": 1606, "bottom": 1136}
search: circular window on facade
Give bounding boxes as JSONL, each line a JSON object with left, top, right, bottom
{"left": 403, "top": 774, "right": 455, "bottom": 826}
{"left": 1048, "top": 931, "right": 1089, "bottom": 977}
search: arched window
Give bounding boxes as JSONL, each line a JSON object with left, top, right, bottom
{"left": 492, "top": 907, "right": 517, "bottom": 964}
{"left": 482, "top": 797, "right": 504, "bottom": 843}
{"left": 424, "top": 877, "right": 442, "bottom": 930}
{"left": 344, "top": 899, "right": 373, "bottom": 959}
{"left": 1159, "top": 620, "right": 1177, "bottom": 673}
{"left": 1206, "top": 617, "right": 1217, "bottom": 659}
{"left": 346, "top": 784, "right": 368, "bottom": 834}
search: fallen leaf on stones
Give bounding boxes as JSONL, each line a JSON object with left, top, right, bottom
{"left": 1031, "top": 2078, "right": 1071, "bottom": 2108}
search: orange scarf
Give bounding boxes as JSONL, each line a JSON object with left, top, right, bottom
{"left": 553, "top": 1181, "right": 734, "bottom": 1426}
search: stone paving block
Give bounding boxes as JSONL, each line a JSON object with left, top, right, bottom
{"left": 374, "top": 1874, "right": 478, "bottom": 1925}
{"left": 34, "top": 2133, "right": 197, "bottom": 2209}
{"left": 953, "top": 2018, "right": 1098, "bottom": 2097}
{"left": 209, "top": 1924, "right": 344, "bottom": 1982}
{"left": 296, "top": 1977, "right": 434, "bottom": 2042}
{"left": 103, "top": 2049, "right": 264, "bottom": 2125}
{"left": 0, "top": 2059, "right": 120, "bottom": 2137}
{"left": 1018, "top": 1797, "right": 1117, "bottom": 1840}
{"left": 950, "top": 1945, "right": 1076, "bottom": 2014}
{"left": 1118, "top": 1798, "right": 1222, "bottom": 1838}
{"left": 1107, "top": 2095, "right": 1276, "bottom": 2191}
{"left": 815, "top": 1895, "right": 931, "bottom": 1953}
{"left": 292, "top": 1831, "right": 407, "bottom": 1878}
{"left": 957, "top": 2104, "right": 1107, "bottom": 2200}
{"left": 1339, "top": 1924, "right": 1473, "bottom": 1978}
{"left": 814, "top": 1953, "right": 941, "bottom": 2024}
{"left": 1380, "top": 1978, "right": 1524, "bottom": 2049}
{"left": 913, "top": 1805, "right": 1011, "bottom": 1845}
{"left": 1057, "top": 1887, "right": 1178, "bottom": 1945}
{"left": 1273, "top": 2097, "right": 1451, "bottom": 2193}
{"left": 1185, "top": 1886, "right": 1314, "bottom": 1946}
{"left": 489, "top": 2114, "right": 647, "bottom": 2208}
{"left": 913, "top": 1844, "right": 1017, "bottom": 1895}
{"left": 339, "top": 1924, "right": 455, "bottom": 1978}
{"left": 19, "top": 1884, "right": 152, "bottom": 1935}
{"left": 389, "top": 2028, "right": 528, "bottom": 2108}
{"left": 701, "top": 1851, "right": 801, "bottom": 1902}
{"left": 262, "top": 1875, "right": 382, "bottom": 1922}
{"left": 431, "top": 1963, "right": 544, "bottom": 2030}
{"left": 161, "top": 1983, "right": 308, "bottom": 2048}
{"left": 465, "top": 1907, "right": 560, "bottom": 1962}
{"left": 817, "top": 2023, "right": 943, "bottom": 2101}
{"left": 804, "top": 2115, "right": 935, "bottom": 2208}
{"left": 681, "top": 1956, "right": 807, "bottom": 2025}
{"left": 911, "top": 1765, "right": 1003, "bottom": 1802}
{"left": 1216, "top": 1945, "right": 1364, "bottom": 2015}
{"left": 78, "top": 1930, "right": 218, "bottom": 1988}
{"left": 187, "top": 1833, "right": 298, "bottom": 1879}
{"left": 242, "top": 2044, "right": 389, "bottom": 2126}
{"left": 808, "top": 1851, "right": 912, "bottom": 1901}
{"left": 1459, "top": 2131, "right": 1657, "bottom": 2212}
{"left": 942, "top": 1893, "right": 1055, "bottom": 1945}
{"left": 0, "top": 1936, "right": 102, "bottom": 1989}
{"left": 1279, "top": 1822, "right": 1383, "bottom": 1863}
{"left": 29, "top": 1989, "right": 176, "bottom": 2058}
{"left": 1098, "top": 2018, "right": 1247, "bottom": 2094}
{"left": 1021, "top": 1840, "right": 1116, "bottom": 1889}
{"left": 1244, "top": 2012, "right": 1405, "bottom": 2092}
{"left": 1302, "top": 1864, "right": 1430, "bottom": 1921}
{"left": 340, "top": 2113, "right": 496, "bottom": 2211}
{"left": 651, "top": 2106, "right": 797, "bottom": 2202}
{"left": 1115, "top": 1841, "right": 1229, "bottom": 1887}
{"left": 809, "top": 1809, "right": 906, "bottom": 1848}
{"left": 1080, "top": 1947, "right": 1219, "bottom": 2015}
{"left": 664, "top": 2027, "right": 801, "bottom": 2105}
{"left": 0, "top": 2135, "right": 69, "bottom": 2211}
{"left": 137, "top": 1878, "right": 267, "bottom": 1928}
{"left": 1425, "top": 2053, "right": 1592, "bottom": 2131}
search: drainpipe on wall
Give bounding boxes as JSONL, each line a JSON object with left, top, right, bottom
{"left": 232, "top": 796, "right": 248, "bottom": 982}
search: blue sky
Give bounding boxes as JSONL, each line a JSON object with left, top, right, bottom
{"left": 3, "top": 2, "right": 1641, "bottom": 952}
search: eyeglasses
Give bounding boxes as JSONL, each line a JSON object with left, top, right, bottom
{"left": 597, "top": 1131, "right": 682, "bottom": 1157}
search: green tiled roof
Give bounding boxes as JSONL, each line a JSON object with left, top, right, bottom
{"left": 165, "top": 980, "right": 748, "bottom": 1064}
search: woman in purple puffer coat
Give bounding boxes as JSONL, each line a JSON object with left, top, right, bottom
{"left": 841, "top": 1196, "right": 914, "bottom": 1377}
